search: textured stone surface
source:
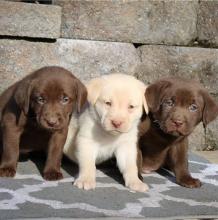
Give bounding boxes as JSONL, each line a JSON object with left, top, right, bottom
{"left": 54, "top": 0, "right": 198, "bottom": 45}
{"left": 136, "top": 45, "right": 218, "bottom": 150}
{"left": 197, "top": 1, "right": 218, "bottom": 47}
{"left": 205, "top": 120, "right": 218, "bottom": 150}
{"left": 136, "top": 45, "right": 218, "bottom": 95}
{"left": 0, "top": 39, "right": 140, "bottom": 93}
{"left": 0, "top": 1, "right": 61, "bottom": 39}
{"left": 189, "top": 123, "right": 206, "bottom": 151}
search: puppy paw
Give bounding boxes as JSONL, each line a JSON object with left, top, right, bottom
{"left": 43, "top": 171, "right": 63, "bottom": 181}
{"left": 141, "top": 164, "right": 156, "bottom": 174}
{"left": 74, "top": 176, "right": 96, "bottom": 190}
{"left": 0, "top": 167, "right": 16, "bottom": 177}
{"left": 178, "top": 176, "right": 201, "bottom": 188}
{"left": 142, "top": 169, "right": 152, "bottom": 174}
{"left": 126, "top": 179, "right": 149, "bottom": 192}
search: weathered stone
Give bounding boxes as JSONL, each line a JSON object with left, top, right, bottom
{"left": 136, "top": 45, "right": 218, "bottom": 150}
{"left": 205, "top": 120, "right": 218, "bottom": 150}
{"left": 190, "top": 119, "right": 218, "bottom": 151}
{"left": 0, "top": 39, "right": 140, "bottom": 93}
{"left": 197, "top": 1, "right": 218, "bottom": 47}
{"left": 54, "top": 0, "right": 198, "bottom": 45}
{"left": 0, "top": 1, "right": 61, "bottom": 39}
{"left": 189, "top": 123, "right": 205, "bottom": 151}
{"left": 136, "top": 45, "right": 218, "bottom": 95}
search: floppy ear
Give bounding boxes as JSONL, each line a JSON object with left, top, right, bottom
{"left": 14, "top": 78, "right": 33, "bottom": 115}
{"left": 75, "top": 79, "right": 88, "bottom": 113}
{"left": 143, "top": 94, "right": 149, "bottom": 114}
{"left": 145, "top": 80, "right": 172, "bottom": 112}
{"left": 86, "top": 77, "right": 103, "bottom": 105}
{"left": 201, "top": 89, "right": 218, "bottom": 127}
{"left": 139, "top": 82, "right": 149, "bottom": 114}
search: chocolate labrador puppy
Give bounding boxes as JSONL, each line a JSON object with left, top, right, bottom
{"left": 0, "top": 66, "right": 87, "bottom": 180}
{"left": 138, "top": 77, "right": 218, "bottom": 188}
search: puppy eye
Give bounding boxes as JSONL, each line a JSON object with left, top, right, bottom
{"left": 36, "top": 96, "right": 45, "bottom": 105}
{"left": 164, "top": 99, "right": 174, "bottom": 107}
{"left": 61, "top": 96, "right": 69, "bottom": 105}
{"left": 105, "top": 101, "right": 112, "bottom": 106}
{"left": 128, "top": 104, "right": 135, "bottom": 109}
{"left": 189, "top": 104, "right": 198, "bottom": 112}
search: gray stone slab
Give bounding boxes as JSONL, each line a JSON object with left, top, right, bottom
{"left": 0, "top": 38, "right": 140, "bottom": 93}
{"left": 54, "top": 0, "right": 198, "bottom": 45}
{"left": 0, "top": 1, "right": 61, "bottom": 39}
{"left": 205, "top": 120, "right": 218, "bottom": 151}
{"left": 197, "top": 1, "right": 218, "bottom": 47}
{"left": 136, "top": 45, "right": 218, "bottom": 94}
{"left": 189, "top": 123, "right": 206, "bottom": 151}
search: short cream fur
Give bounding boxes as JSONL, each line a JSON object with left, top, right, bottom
{"left": 64, "top": 74, "right": 149, "bottom": 192}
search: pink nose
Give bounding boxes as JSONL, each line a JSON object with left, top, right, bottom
{"left": 172, "top": 119, "right": 183, "bottom": 127}
{"left": 46, "top": 117, "right": 58, "bottom": 127}
{"left": 111, "top": 120, "right": 123, "bottom": 128}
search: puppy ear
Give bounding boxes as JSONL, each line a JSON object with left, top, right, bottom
{"left": 143, "top": 95, "right": 149, "bottom": 114}
{"left": 86, "top": 77, "right": 103, "bottom": 105}
{"left": 201, "top": 90, "right": 218, "bottom": 127}
{"left": 145, "top": 80, "right": 172, "bottom": 112}
{"left": 14, "top": 78, "right": 33, "bottom": 115}
{"left": 75, "top": 79, "right": 87, "bottom": 113}
{"left": 139, "top": 83, "right": 149, "bottom": 114}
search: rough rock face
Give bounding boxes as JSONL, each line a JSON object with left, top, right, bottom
{"left": 54, "top": 0, "right": 198, "bottom": 45}
{"left": 136, "top": 45, "right": 218, "bottom": 95}
{"left": 189, "top": 123, "right": 205, "bottom": 151}
{"left": 0, "top": 39, "right": 139, "bottom": 93}
{"left": 197, "top": 1, "right": 218, "bottom": 47}
{"left": 0, "top": 1, "right": 61, "bottom": 39}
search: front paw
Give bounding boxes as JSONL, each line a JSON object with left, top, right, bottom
{"left": 74, "top": 176, "right": 96, "bottom": 190}
{"left": 0, "top": 167, "right": 16, "bottom": 177}
{"left": 126, "top": 179, "right": 149, "bottom": 192}
{"left": 43, "top": 171, "right": 63, "bottom": 181}
{"left": 177, "top": 176, "right": 201, "bottom": 188}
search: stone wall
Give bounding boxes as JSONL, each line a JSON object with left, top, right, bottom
{"left": 0, "top": 0, "right": 218, "bottom": 150}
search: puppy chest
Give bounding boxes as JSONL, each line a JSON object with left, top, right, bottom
{"left": 95, "top": 143, "right": 118, "bottom": 164}
{"left": 20, "top": 123, "right": 51, "bottom": 151}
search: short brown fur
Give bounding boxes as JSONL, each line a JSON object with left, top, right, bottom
{"left": 0, "top": 66, "right": 87, "bottom": 180}
{"left": 138, "top": 77, "right": 218, "bottom": 188}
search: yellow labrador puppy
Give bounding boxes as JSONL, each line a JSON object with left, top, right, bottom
{"left": 64, "top": 74, "right": 149, "bottom": 192}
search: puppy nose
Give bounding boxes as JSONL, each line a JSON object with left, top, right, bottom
{"left": 172, "top": 119, "right": 183, "bottom": 127}
{"left": 46, "top": 117, "right": 58, "bottom": 127}
{"left": 111, "top": 120, "right": 123, "bottom": 128}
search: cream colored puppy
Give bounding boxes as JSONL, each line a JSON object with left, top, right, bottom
{"left": 64, "top": 74, "right": 149, "bottom": 192}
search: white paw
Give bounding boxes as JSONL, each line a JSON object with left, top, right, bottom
{"left": 126, "top": 179, "right": 149, "bottom": 192}
{"left": 74, "top": 176, "right": 96, "bottom": 190}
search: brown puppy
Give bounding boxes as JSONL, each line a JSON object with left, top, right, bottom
{"left": 138, "top": 77, "right": 218, "bottom": 188}
{"left": 0, "top": 66, "right": 87, "bottom": 180}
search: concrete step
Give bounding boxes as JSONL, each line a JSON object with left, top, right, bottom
{"left": 0, "top": 1, "right": 61, "bottom": 39}
{"left": 0, "top": 38, "right": 139, "bottom": 93}
{"left": 136, "top": 45, "right": 218, "bottom": 96}
{"left": 1, "top": 1, "right": 218, "bottom": 46}
{"left": 53, "top": 0, "right": 198, "bottom": 45}
{"left": 198, "top": 1, "right": 218, "bottom": 47}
